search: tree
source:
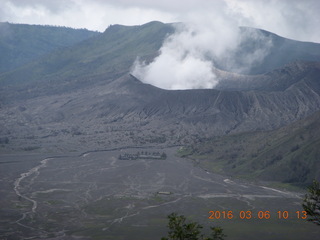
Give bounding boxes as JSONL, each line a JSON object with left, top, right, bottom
{"left": 302, "top": 180, "right": 320, "bottom": 225}
{"left": 206, "top": 227, "right": 226, "bottom": 240}
{"left": 161, "top": 213, "right": 226, "bottom": 240}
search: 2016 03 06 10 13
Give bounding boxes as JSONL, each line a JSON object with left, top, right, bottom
{"left": 208, "top": 210, "right": 308, "bottom": 220}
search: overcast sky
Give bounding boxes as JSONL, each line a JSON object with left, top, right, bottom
{"left": 1, "top": 0, "right": 320, "bottom": 43}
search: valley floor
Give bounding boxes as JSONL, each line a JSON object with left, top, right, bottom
{"left": 0, "top": 147, "right": 319, "bottom": 240}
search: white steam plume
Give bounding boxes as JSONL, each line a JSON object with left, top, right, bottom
{"left": 132, "top": 24, "right": 218, "bottom": 90}
{"left": 132, "top": 20, "right": 273, "bottom": 90}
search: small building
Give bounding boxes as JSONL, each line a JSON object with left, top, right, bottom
{"left": 156, "top": 191, "right": 172, "bottom": 195}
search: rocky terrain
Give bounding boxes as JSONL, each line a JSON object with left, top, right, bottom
{"left": 0, "top": 20, "right": 320, "bottom": 240}
{"left": 1, "top": 148, "right": 319, "bottom": 240}
{"left": 1, "top": 61, "right": 320, "bottom": 154}
{"left": 0, "top": 21, "right": 320, "bottom": 180}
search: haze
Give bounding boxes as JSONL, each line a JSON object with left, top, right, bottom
{"left": 1, "top": 0, "right": 319, "bottom": 90}
{"left": 1, "top": 0, "right": 319, "bottom": 43}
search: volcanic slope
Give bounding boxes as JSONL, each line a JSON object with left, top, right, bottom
{"left": 1, "top": 21, "right": 320, "bottom": 240}
{"left": 0, "top": 21, "right": 320, "bottom": 155}
{"left": 0, "top": 21, "right": 174, "bottom": 98}
{"left": 1, "top": 21, "right": 320, "bottom": 100}
{"left": 181, "top": 109, "right": 320, "bottom": 186}
{"left": 214, "top": 27, "right": 320, "bottom": 74}
{"left": 1, "top": 61, "right": 320, "bottom": 153}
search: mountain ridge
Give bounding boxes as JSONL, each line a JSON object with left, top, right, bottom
{"left": 1, "top": 22, "right": 320, "bottom": 94}
{"left": 1, "top": 61, "right": 319, "bottom": 153}
{"left": 0, "top": 21, "right": 320, "bottom": 185}
{"left": 0, "top": 22, "right": 100, "bottom": 73}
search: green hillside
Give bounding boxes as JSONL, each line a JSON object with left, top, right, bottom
{"left": 181, "top": 111, "right": 320, "bottom": 187}
{"left": 0, "top": 22, "right": 99, "bottom": 73}
{"left": 0, "top": 21, "right": 173, "bottom": 91}
{"left": 2, "top": 22, "right": 320, "bottom": 101}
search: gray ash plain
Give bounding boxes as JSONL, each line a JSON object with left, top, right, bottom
{"left": 0, "top": 147, "right": 319, "bottom": 240}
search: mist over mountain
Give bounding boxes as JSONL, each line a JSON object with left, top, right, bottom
{"left": 1, "top": 21, "right": 320, "bottom": 93}
{"left": 0, "top": 21, "right": 174, "bottom": 98}
{"left": 0, "top": 21, "right": 320, "bottom": 185}
{"left": 132, "top": 23, "right": 320, "bottom": 89}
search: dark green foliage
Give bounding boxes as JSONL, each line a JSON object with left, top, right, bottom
{"left": 161, "top": 213, "right": 225, "bottom": 240}
{"left": 161, "top": 213, "right": 202, "bottom": 240}
{"left": 302, "top": 180, "right": 320, "bottom": 225}
{"left": 206, "top": 227, "right": 226, "bottom": 240}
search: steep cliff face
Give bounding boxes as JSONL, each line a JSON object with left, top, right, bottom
{"left": 215, "top": 61, "right": 320, "bottom": 91}
{"left": 0, "top": 22, "right": 320, "bottom": 155}
{"left": 119, "top": 61, "right": 320, "bottom": 134}
{"left": 1, "top": 61, "right": 319, "bottom": 153}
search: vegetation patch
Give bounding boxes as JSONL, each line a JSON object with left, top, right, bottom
{"left": 182, "top": 111, "right": 320, "bottom": 187}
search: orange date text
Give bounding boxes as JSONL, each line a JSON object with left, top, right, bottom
{"left": 208, "top": 210, "right": 307, "bottom": 220}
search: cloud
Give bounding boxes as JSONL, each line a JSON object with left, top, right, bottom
{"left": 7, "top": 0, "right": 74, "bottom": 13}
{"left": 226, "top": 0, "right": 320, "bottom": 43}
{"left": 131, "top": 39, "right": 218, "bottom": 90}
{"left": 131, "top": 19, "right": 234, "bottom": 90}
{"left": 1, "top": 0, "right": 319, "bottom": 90}
{"left": 1, "top": 0, "right": 319, "bottom": 42}
{"left": 217, "top": 27, "right": 273, "bottom": 74}
{"left": 0, "top": 0, "right": 176, "bottom": 31}
{"left": 132, "top": 11, "right": 274, "bottom": 89}
{"left": 129, "top": 0, "right": 318, "bottom": 90}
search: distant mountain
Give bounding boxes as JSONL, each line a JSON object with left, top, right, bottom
{"left": 0, "top": 21, "right": 320, "bottom": 186}
{"left": 0, "top": 22, "right": 99, "bottom": 73}
{"left": 214, "top": 27, "right": 320, "bottom": 74}
{"left": 0, "top": 21, "right": 174, "bottom": 93}
{"left": 1, "top": 22, "right": 320, "bottom": 99}
{"left": 180, "top": 110, "right": 320, "bottom": 186}
{"left": 1, "top": 62, "right": 319, "bottom": 153}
